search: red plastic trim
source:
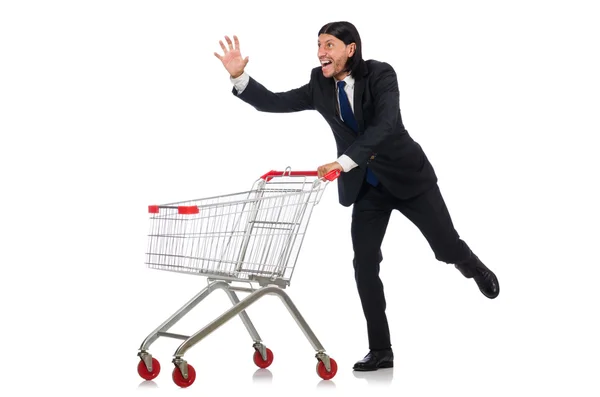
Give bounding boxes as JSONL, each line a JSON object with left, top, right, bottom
{"left": 323, "top": 169, "right": 341, "bottom": 181}
{"left": 260, "top": 170, "right": 318, "bottom": 181}
{"left": 260, "top": 170, "right": 340, "bottom": 181}
{"left": 178, "top": 206, "right": 199, "bottom": 214}
{"left": 148, "top": 205, "right": 159, "bottom": 213}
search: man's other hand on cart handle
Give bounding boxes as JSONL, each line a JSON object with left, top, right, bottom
{"left": 317, "top": 162, "right": 343, "bottom": 179}
{"left": 214, "top": 35, "right": 248, "bottom": 78}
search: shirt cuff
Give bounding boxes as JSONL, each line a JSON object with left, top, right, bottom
{"left": 230, "top": 71, "right": 250, "bottom": 94}
{"left": 336, "top": 154, "right": 358, "bottom": 172}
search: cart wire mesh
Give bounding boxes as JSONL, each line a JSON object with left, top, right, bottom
{"left": 145, "top": 170, "right": 337, "bottom": 286}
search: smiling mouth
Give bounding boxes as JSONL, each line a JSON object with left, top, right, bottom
{"left": 321, "top": 60, "right": 332, "bottom": 67}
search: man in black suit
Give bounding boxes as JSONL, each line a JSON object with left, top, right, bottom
{"left": 214, "top": 21, "right": 499, "bottom": 372}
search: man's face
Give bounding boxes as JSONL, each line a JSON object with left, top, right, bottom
{"left": 318, "top": 33, "right": 355, "bottom": 80}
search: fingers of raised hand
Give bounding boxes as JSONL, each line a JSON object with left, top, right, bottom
{"left": 225, "top": 35, "right": 234, "bottom": 50}
{"left": 219, "top": 39, "right": 227, "bottom": 53}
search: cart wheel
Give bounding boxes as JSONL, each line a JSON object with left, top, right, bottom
{"left": 172, "top": 363, "right": 196, "bottom": 388}
{"left": 316, "top": 358, "right": 337, "bottom": 380}
{"left": 137, "top": 357, "right": 160, "bottom": 380}
{"left": 253, "top": 347, "right": 274, "bottom": 368}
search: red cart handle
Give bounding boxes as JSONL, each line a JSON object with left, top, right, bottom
{"left": 148, "top": 205, "right": 199, "bottom": 214}
{"left": 260, "top": 169, "right": 340, "bottom": 182}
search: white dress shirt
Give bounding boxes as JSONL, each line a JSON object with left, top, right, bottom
{"left": 231, "top": 72, "right": 359, "bottom": 172}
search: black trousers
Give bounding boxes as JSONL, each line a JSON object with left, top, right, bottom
{"left": 351, "top": 181, "right": 472, "bottom": 350}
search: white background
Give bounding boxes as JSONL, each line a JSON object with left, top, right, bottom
{"left": 1, "top": 0, "right": 599, "bottom": 395}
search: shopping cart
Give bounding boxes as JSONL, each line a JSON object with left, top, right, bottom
{"left": 136, "top": 167, "right": 341, "bottom": 388}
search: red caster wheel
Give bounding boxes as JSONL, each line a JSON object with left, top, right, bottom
{"left": 316, "top": 357, "right": 337, "bottom": 380}
{"left": 172, "top": 363, "right": 196, "bottom": 388}
{"left": 137, "top": 357, "right": 160, "bottom": 380}
{"left": 253, "top": 347, "right": 274, "bottom": 368}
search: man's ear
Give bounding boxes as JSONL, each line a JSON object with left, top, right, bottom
{"left": 348, "top": 43, "right": 356, "bottom": 57}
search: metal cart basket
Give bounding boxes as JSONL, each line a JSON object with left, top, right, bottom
{"left": 136, "top": 168, "right": 340, "bottom": 387}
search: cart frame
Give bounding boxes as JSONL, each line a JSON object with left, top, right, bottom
{"left": 136, "top": 168, "right": 340, "bottom": 387}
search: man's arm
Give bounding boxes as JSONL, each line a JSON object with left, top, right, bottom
{"left": 231, "top": 70, "right": 314, "bottom": 113}
{"left": 215, "top": 35, "right": 313, "bottom": 113}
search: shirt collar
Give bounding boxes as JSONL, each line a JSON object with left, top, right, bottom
{"left": 335, "top": 73, "right": 355, "bottom": 89}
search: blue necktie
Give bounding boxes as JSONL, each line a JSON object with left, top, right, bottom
{"left": 337, "top": 80, "right": 379, "bottom": 186}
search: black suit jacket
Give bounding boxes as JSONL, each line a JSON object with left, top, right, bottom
{"left": 232, "top": 59, "right": 438, "bottom": 207}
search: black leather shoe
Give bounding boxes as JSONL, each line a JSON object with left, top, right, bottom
{"left": 353, "top": 349, "right": 394, "bottom": 371}
{"left": 455, "top": 255, "right": 499, "bottom": 299}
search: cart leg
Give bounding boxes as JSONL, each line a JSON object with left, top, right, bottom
{"left": 171, "top": 285, "right": 337, "bottom": 382}
{"left": 139, "top": 280, "right": 224, "bottom": 351}
{"left": 223, "top": 289, "right": 262, "bottom": 341}
{"left": 173, "top": 285, "right": 329, "bottom": 363}
{"left": 138, "top": 280, "right": 262, "bottom": 372}
{"left": 270, "top": 288, "right": 335, "bottom": 374}
{"left": 223, "top": 288, "right": 270, "bottom": 359}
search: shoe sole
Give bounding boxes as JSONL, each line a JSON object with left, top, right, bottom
{"left": 353, "top": 361, "right": 393, "bottom": 371}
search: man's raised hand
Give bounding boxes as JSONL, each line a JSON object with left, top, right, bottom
{"left": 214, "top": 35, "right": 249, "bottom": 78}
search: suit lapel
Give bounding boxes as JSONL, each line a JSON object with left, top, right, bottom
{"left": 330, "top": 81, "right": 340, "bottom": 117}
{"left": 353, "top": 77, "right": 365, "bottom": 133}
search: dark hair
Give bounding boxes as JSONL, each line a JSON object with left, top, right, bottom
{"left": 318, "top": 21, "right": 366, "bottom": 78}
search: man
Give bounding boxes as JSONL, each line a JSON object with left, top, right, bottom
{"left": 214, "top": 21, "right": 499, "bottom": 372}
